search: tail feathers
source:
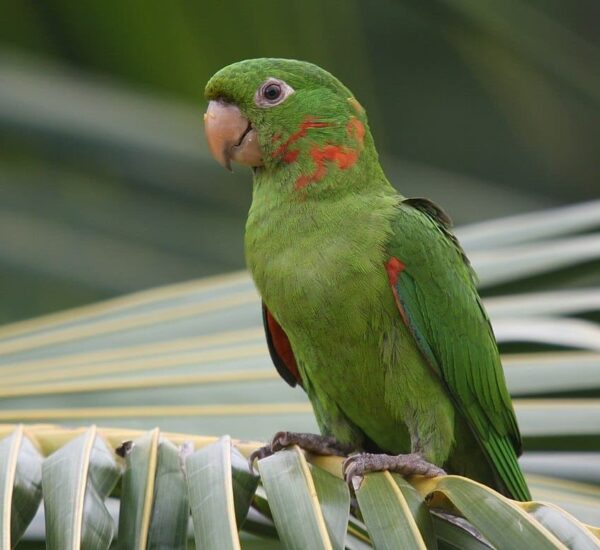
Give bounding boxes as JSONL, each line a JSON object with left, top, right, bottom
{"left": 485, "top": 436, "right": 531, "bottom": 502}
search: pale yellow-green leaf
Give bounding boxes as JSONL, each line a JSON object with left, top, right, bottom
{"left": 355, "top": 471, "right": 427, "bottom": 550}
{"left": 115, "top": 430, "right": 195, "bottom": 548}
{"left": 117, "top": 428, "right": 159, "bottom": 549}
{"left": 390, "top": 474, "right": 437, "bottom": 549}
{"left": 431, "top": 513, "right": 491, "bottom": 550}
{"left": 230, "top": 445, "right": 259, "bottom": 528}
{"left": 258, "top": 447, "right": 332, "bottom": 550}
{"left": 42, "top": 426, "right": 119, "bottom": 550}
{"left": 522, "top": 501, "right": 600, "bottom": 549}
{"left": 413, "top": 475, "right": 567, "bottom": 548}
{"left": 310, "top": 463, "right": 351, "bottom": 550}
{"left": 0, "top": 426, "right": 42, "bottom": 549}
{"left": 186, "top": 435, "right": 240, "bottom": 550}
{"left": 146, "top": 438, "right": 189, "bottom": 549}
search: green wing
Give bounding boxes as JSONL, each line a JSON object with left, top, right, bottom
{"left": 387, "top": 198, "right": 530, "bottom": 501}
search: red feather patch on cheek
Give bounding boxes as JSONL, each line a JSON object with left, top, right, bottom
{"left": 283, "top": 149, "right": 300, "bottom": 164}
{"left": 272, "top": 117, "right": 332, "bottom": 161}
{"left": 271, "top": 115, "right": 366, "bottom": 190}
{"left": 293, "top": 116, "right": 366, "bottom": 190}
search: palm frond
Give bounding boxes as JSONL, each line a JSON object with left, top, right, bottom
{"left": 0, "top": 201, "right": 598, "bottom": 546}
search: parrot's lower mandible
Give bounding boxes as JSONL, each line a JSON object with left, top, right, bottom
{"left": 203, "top": 58, "right": 530, "bottom": 501}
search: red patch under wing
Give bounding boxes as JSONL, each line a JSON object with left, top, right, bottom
{"left": 385, "top": 257, "right": 410, "bottom": 326}
{"left": 263, "top": 305, "right": 303, "bottom": 388}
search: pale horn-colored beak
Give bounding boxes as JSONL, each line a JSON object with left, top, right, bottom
{"left": 204, "top": 100, "right": 263, "bottom": 171}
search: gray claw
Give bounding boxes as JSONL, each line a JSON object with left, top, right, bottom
{"left": 248, "top": 445, "right": 273, "bottom": 471}
{"left": 343, "top": 455, "right": 364, "bottom": 488}
{"left": 248, "top": 431, "right": 294, "bottom": 472}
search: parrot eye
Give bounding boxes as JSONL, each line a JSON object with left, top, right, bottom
{"left": 255, "top": 78, "right": 294, "bottom": 107}
{"left": 264, "top": 83, "right": 281, "bottom": 100}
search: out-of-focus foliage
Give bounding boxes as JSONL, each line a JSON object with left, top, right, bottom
{"left": 0, "top": 0, "right": 598, "bottom": 322}
{"left": 1, "top": 0, "right": 598, "bottom": 196}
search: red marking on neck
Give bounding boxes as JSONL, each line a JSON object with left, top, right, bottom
{"left": 283, "top": 149, "right": 300, "bottom": 164}
{"left": 272, "top": 133, "right": 282, "bottom": 143}
{"left": 271, "top": 116, "right": 366, "bottom": 190}
{"left": 347, "top": 118, "right": 365, "bottom": 145}
{"left": 294, "top": 116, "right": 366, "bottom": 190}
{"left": 272, "top": 117, "right": 331, "bottom": 161}
{"left": 295, "top": 145, "right": 358, "bottom": 189}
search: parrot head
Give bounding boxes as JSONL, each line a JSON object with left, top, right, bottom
{"left": 204, "top": 59, "right": 377, "bottom": 192}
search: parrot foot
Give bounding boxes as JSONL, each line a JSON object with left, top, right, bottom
{"left": 249, "top": 431, "right": 353, "bottom": 470}
{"left": 343, "top": 452, "right": 446, "bottom": 490}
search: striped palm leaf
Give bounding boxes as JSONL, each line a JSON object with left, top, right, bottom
{"left": 1, "top": 201, "right": 599, "bottom": 548}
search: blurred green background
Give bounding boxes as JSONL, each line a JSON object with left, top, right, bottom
{"left": 1, "top": 0, "right": 598, "bottom": 324}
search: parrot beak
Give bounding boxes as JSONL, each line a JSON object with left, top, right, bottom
{"left": 204, "top": 100, "right": 263, "bottom": 171}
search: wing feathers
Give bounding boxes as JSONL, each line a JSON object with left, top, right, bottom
{"left": 387, "top": 199, "right": 529, "bottom": 500}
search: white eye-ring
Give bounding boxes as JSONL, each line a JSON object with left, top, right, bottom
{"left": 254, "top": 78, "right": 294, "bottom": 107}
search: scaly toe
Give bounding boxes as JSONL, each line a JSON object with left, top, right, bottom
{"left": 270, "top": 431, "right": 292, "bottom": 452}
{"left": 406, "top": 453, "right": 446, "bottom": 477}
{"left": 342, "top": 452, "right": 445, "bottom": 489}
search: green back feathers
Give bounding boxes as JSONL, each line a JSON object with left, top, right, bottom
{"left": 388, "top": 200, "right": 530, "bottom": 501}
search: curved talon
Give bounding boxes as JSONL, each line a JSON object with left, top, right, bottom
{"left": 248, "top": 432, "right": 296, "bottom": 472}
{"left": 248, "top": 445, "right": 273, "bottom": 471}
{"left": 343, "top": 455, "right": 362, "bottom": 487}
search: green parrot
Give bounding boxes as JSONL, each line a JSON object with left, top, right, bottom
{"left": 204, "top": 58, "right": 530, "bottom": 501}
